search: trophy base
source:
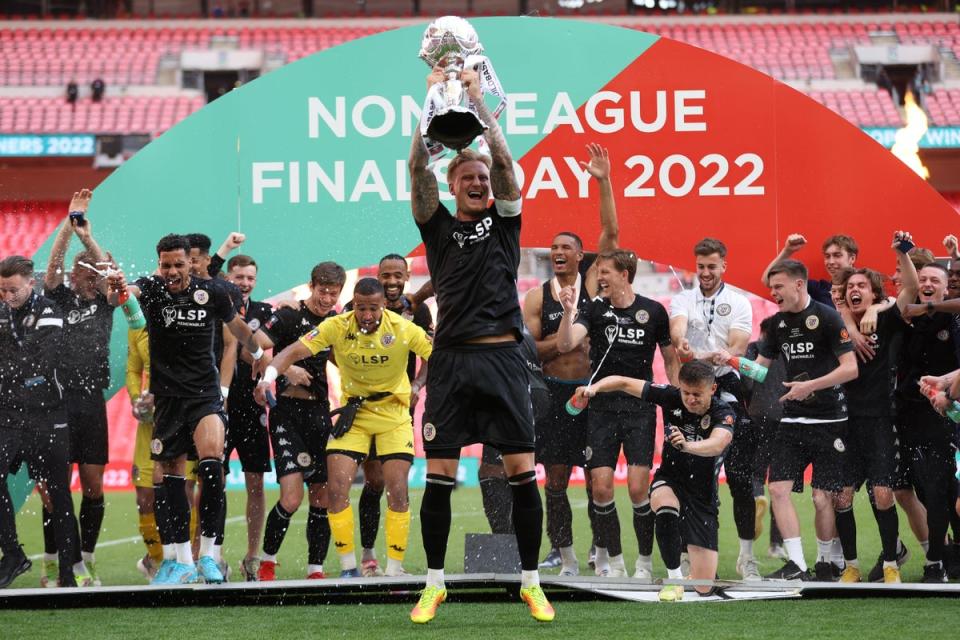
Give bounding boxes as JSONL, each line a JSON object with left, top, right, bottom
{"left": 427, "top": 109, "right": 486, "bottom": 151}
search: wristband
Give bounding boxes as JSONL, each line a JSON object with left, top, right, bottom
{"left": 251, "top": 345, "right": 264, "bottom": 361}
{"left": 220, "top": 385, "right": 230, "bottom": 399}
{"left": 262, "top": 365, "right": 278, "bottom": 385}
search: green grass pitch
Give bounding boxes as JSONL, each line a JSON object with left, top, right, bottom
{"left": 0, "top": 485, "right": 955, "bottom": 639}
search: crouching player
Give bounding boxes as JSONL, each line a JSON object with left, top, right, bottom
{"left": 256, "top": 278, "right": 431, "bottom": 577}
{"left": 575, "top": 360, "right": 735, "bottom": 601}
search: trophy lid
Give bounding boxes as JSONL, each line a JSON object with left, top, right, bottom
{"left": 419, "top": 16, "right": 483, "bottom": 68}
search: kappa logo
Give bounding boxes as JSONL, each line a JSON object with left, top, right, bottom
{"left": 41, "top": 307, "right": 53, "bottom": 315}
{"left": 671, "top": 408, "right": 682, "bottom": 417}
{"left": 779, "top": 320, "right": 787, "bottom": 328}
{"left": 278, "top": 438, "right": 292, "bottom": 446}
{"left": 423, "top": 423, "right": 437, "bottom": 442}
{"left": 274, "top": 426, "right": 286, "bottom": 433}
{"left": 193, "top": 289, "right": 209, "bottom": 305}
{"left": 285, "top": 461, "right": 297, "bottom": 470}
{"left": 280, "top": 450, "right": 292, "bottom": 458}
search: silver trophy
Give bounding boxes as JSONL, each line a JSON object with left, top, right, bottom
{"left": 418, "top": 16, "right": 488, "bottom": 151}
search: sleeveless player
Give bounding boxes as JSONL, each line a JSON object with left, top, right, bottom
{"left": 558, "top": 249, "right": 679, "bottom": 578}
{"left": 736, "top": 259, "right": 858, "bottom": 580}
{"left": 522, "top": 144, "right": 618, "bottom": 577}
{"left": 833, "top": 233, "right": 918, "bottom": 583}
{"left": 257, "top": 278, "right": 431, "bottom": 578}
{"left": 575, "top": 360, "right": 736, "bottom": 601}
{"left": 252, "top": 262, "right": 344, "bottom": 581}
{"left": 108, "top": 234, "right": 263, "bottom": 585}
{"left": 407, "top": 65, "right": 553, "bottom": 623}
{"left": 669, "top": 238, "right": 757, "bottom": 580}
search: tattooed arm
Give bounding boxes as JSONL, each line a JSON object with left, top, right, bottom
{"left": 409, "top": 67, "right": 444, "bottom": 225}
{"left": 462, "top": 69, "right": 519, "bottom": 202}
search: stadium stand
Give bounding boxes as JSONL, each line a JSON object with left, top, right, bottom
{"left": 0, "top": 96, "right": 205, "bottom": 136}
{"left": 1, "top": 17, "right": 959, "bottom": 138}
{"left": 806, "top": 89, "right": 903, "bottom": 126}
{"left": 924, "top": 88, "right": 960, "bottom": 126}
{"left": 0, "top": 201, "right": 63, "bottom": 256}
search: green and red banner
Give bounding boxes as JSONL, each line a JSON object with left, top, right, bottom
{"left": 26, "top": 17, "right": 957, "bottom": 494}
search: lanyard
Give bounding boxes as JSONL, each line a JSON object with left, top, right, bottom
{"left": 700, "top": 283, "right": 725, "bottom": 335}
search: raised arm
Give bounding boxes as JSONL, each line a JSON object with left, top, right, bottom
{"left": 44, "top": 219, "right": 73, "bottom": 291}
{"left": 761, "top": 233, "right": 806, "bottom": 287}
{"left": 408, "top": 68, "right": 444, "bottom": 224}
{"left": 463, "top": 69, "right": 519, "bottom": 201}
{"left": 579, "top": 144, "right": 618, "bottom": 297}
{"left": 44, "top": 189, "right": 92, "bottom": 290}
{"left": 894, "top": 231, "right": 919, "bottom": 313}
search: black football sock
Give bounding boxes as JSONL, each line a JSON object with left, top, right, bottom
{"left": 79, "top": 496, "right": 105, "bottom": 554}
{"left": 835, "top": 507, "right": 858, "bottom": 562}
{"left": 632, "top": 500, "right": 655, "bottom": 556}
{"left": 509, "top": 471, "right": 543, "bottom": 572}
{"left": 307, "top": 506, "right": 331, "bottom": 565}
{"left": 594, "top": 500, "right": 622, "bottom": 557}
{"left": 163, "top": 475, "right": 190, "bottom": 544}
{"left": 262, "top": 502, "right": 294, "bottom": 557}
{"left": 42, "top": 507, "right": 56, "bottom": 556}
{"left": 153, "top": 483, "right": 170, "bottom": 545}
{"left": 420, "top": 474, "right": 455, "bottom": 570}
{"left": 874, "top": 505, "right": 900, "bottom": 563}
{"left": 358, "top": 484, "right": 383, "bottom": 550}
{"left": 655, "top": 506, "right": 682, "bottom": 571}
{"left": 546, "top": 488, "right": 573, "bottom": 549}
{"left": 198, "top": 459, "right": 225, "bottom": 541}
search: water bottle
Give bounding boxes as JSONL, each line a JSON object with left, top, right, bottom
{"left": 565, "top": 393, "right": 588, "bottom": 416}
{"left": 117, "top": 288, "right": 146, "bottom": 330}
{"left": 728, "top": 356, "right": 768, "bottom": 384}
{"left": 923, "top": 387, "right": 960, "bottom": 423}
